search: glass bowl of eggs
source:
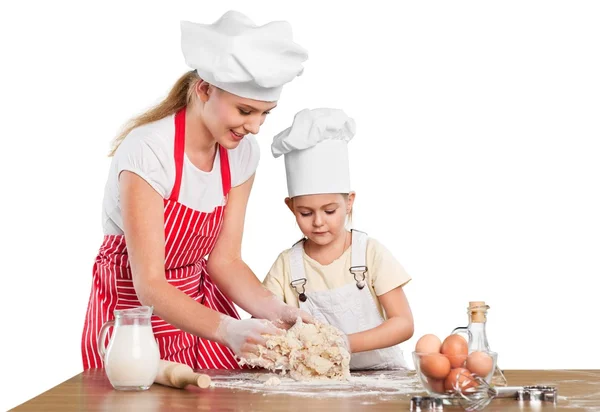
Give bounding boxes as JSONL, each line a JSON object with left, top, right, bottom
{"left": 412, "top": 334, "right": 498, "bottom": 396}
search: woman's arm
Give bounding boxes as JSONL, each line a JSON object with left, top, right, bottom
{"left": 120, "top": 171, "right": 276, "bottom": 352}
{"left": 207, "top": 174, "right": 311, "bottom": 325}
{"left": 348, "top": 286, "right": 414, "bottom": 353}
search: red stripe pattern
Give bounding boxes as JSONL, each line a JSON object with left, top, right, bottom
{"left": 81, "top": 108, "right": 242, "bottom": 370}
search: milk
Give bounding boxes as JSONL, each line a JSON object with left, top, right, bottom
{"left": 104, "top": 324, "right": 160, "bottom": 389}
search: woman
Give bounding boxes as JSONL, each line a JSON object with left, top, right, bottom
{"left": 82, "top": 10, "right": 312, "bottom": 371}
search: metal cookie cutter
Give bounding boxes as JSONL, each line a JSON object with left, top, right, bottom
{"left": 517, "top": 385, "right": 557, "bottom": 403}
{"left": 410, "top": 396, "right": 444, "bottom": 411}
{"left": 453, "top": 376, "right": 558, "bottom": 411}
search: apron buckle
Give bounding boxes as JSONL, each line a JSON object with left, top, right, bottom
{"left": 290, "top": 278, "right": 308, "bottom": 301}
{"left": 349, "top": 265, "right": 368, "bottom": 290}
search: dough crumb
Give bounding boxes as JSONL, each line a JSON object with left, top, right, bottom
{"left": 264, "top": 376, "right": 281, "bottom": 386}
{"left": 239, "top": 317, "right": 350, "bottom": 381}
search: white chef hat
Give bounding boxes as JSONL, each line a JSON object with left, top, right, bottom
{"left": 272, "top": 108, "right": 356, "bottom": 198}
{"left": 181, "top": 10, "right": 308, "bottom": 102}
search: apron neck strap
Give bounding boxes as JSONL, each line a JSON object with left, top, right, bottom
{"left": 170, "top": 107, "right": 232, "bottom": 201}
{"left": 350, "top": 229, "right": 368, "bottom": 269}
{"left": 169, "top": 108, "right": 186, "bottom": 202}
{"left": 218, "top": 145, "right": 231, "bottom": 197}
{"left": 289, "top": 230, "right": 370, "bottom": 295}
{"left": 349, "top": 229, "right": 368, "bottom": 289}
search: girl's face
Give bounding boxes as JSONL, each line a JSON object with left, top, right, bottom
{"left": 199, "top": 83, "right": 277, "bottom": 149}
{"left": 287, "top": 193, "right": 355, "bottom": 246}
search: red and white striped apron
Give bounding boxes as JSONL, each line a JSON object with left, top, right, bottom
{"left": 82, "top": 108, "right": 243, "bottom": 370}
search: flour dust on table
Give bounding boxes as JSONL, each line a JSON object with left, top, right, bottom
{"left": 209, "top": 370, "right": 422, "bottom": 398}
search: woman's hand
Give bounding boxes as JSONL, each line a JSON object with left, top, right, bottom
{"left": 216, "top": 315, "right": 283, "bottom": 358}
{"left": 260, "top": 296, "right": 315, "bottom": 329}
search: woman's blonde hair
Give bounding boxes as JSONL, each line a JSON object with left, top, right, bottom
{"left": 108, "top": 70, "right": 201, "bottom": 156}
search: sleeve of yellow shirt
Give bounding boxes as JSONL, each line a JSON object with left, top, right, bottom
{"left": 262, "top": 252, "right": 287, "bottom": 301}
{"left": 368, "top": 238, "right": 412, "bottom": 296}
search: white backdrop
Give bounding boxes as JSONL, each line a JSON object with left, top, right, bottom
{"left": 1, "top": 1, "right": 599, "bottom": 410}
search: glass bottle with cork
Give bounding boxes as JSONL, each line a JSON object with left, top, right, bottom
{"left": 452, "top": 301, "right": 508, "bottom": 386}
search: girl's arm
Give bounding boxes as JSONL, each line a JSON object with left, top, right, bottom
{"left": 262, "top": 253, "right": 287, "bottom": 301}
{"left": 348, "top": 286, "right": 414, "bottom": 353}
{"left": 206, "top": 174, "right": 312, "bottom": 326}
{"left": 121, "top": 171, "right": 277, "bottom": 355}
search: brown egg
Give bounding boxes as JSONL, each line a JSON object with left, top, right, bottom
{"left": 415, "top": 334, "right": 442, "bottom": 354}
{"left": 440, "top": 335, "right": 468, "bottom": 368}
{"left": 420, "top": 353, "right": 451, "bottom": 380}
{"left": 427, "top": 377, "right": 447, "bottom": 394}
{"left": 466, "top": 351, "right": 494, "bottom": 377}
{"left": 444, "top": 367, "right": 477, "bottom": 393}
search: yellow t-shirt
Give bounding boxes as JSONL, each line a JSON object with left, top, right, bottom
{"left": 262, "top": 237, "right": 412, "bottom": 319}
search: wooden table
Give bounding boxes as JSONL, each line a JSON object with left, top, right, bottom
{"left": 11, "top": 369, "right": 600, "bottom": 411}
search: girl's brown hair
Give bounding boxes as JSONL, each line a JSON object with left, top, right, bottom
{"left": 290, "top": 194, "right": 354, "bottom": 228}
{"left": 108, "top": 70, "right": 201, "bottom": 156}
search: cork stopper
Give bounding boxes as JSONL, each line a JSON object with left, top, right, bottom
{"left": 468, "top": 301, "right": 489, "bottom": 323}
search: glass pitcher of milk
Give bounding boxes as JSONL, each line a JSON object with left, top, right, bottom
{"left": 97, "top": 306, "right": 160, "bottom": 390}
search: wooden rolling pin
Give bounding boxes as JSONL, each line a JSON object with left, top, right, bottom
{"left": 154, "top": 359, "right": 212, "bottom": 389}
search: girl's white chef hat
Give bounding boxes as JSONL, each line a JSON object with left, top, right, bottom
{"left": 181, "top": 10, "right": 308, "bottom": 102}
{"left": 272, "top": 108, "right": 356, "bottom": 198}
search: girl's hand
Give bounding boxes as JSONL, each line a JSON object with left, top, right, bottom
{"left": 339, "top": 332, "right": 352, "bottom": 354}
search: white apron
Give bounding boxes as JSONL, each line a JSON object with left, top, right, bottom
{"left": 289, "top": 230, "right": 408, "bottom": 370}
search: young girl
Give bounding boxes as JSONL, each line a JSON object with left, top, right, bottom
{"left": 263, "top": 108, "right": 414, "bottom": 370}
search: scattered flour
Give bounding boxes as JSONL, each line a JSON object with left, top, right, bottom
{"left": 264, "top": 376, "right": 281, "bottom": 386}
{"left": 209, "top": 370, "right": 422, "bottom": 398}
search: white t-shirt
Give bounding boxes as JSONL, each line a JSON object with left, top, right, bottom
{"left": 102, "top": 114, "right": 260, "bottom": 235}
